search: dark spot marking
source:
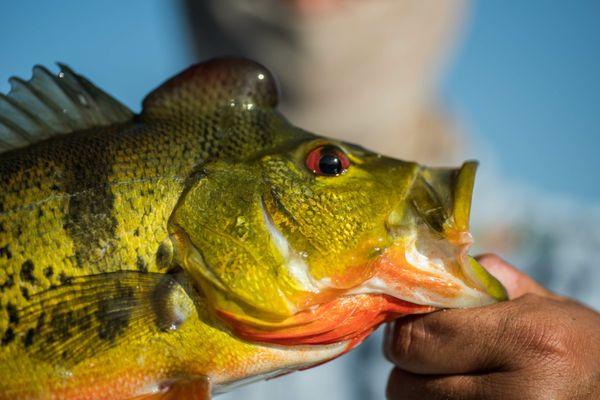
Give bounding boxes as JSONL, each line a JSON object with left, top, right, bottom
{"left": 0, "top": 244, "right": 12, "bottom": 259}
{"left": 1, "top": 328, "right": 15, "bottom": 345}
{"left": 63, "top": 135, "right": 118, "bottom": 271}
{"left": 96, "top": 283, "right": 136, "bottom": 342}
{"left": 48, "top": 310, "right": 75, "bottom": 342}
{"left": 7, "top": 303, "right": 19, "bottom": 325}
{"left": 37, "top": 208, "right": 44, "bottom": 218}
{"left": 50, "top": 183, "right": 60, "bottom": 191}
{"left": 44, "top": 266, "right": 54, "bottom": 278}
{"left": 73, "top": 253, "right": 85, "bottom": 269}
{"left": 136, "top": 255, "right": 148, "bottom": 273}
{"left": 133, "top": 228, "right": 140, "bottom": 237}
{"left": 23, "top": 328, "right": 35, "bottom": 347}
{"left": 21, "top": 287, "right": 30, "bottom": 300}
{"left": 36, "top": 312, "right": 46, "bottom": 331}
{"left": 58, "top": 272, "right": 73, "bottom": 286}
{"left": 0, "top": 274, "right": 14, "bottom": 291}
{"left": 156, "top": 242, "right": 173, "bottom": 270}
{"left": 77, "top": 312, "right": 93, "bottom": 332}
{"left": 20, "top": 260, "right": 36, "bottom": 283}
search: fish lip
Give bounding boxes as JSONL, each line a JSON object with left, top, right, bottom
{"left": 447, "top": 160, "right": 478, "bottom": 234}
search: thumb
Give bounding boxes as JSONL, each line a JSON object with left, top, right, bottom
{"left": 476, "top": 253, "right": 552, "bottom": 299}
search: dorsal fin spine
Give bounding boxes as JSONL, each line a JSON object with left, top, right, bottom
{"left": 58, "top": 63, "right": 132, "bottom": 121}
{"left": 10, "top": 76, "right": 75, "bottom": 131}
{"left": 0, "top": 63, "right": 134, "bottom": 153}
{"left": 0, "top": 93, "right": 52, "bottom": 138}
{"left": 33, "top": 66, "right": 98, "bottom": 128}
{"left": 0, "top": 115, "right": 35, "bottom": 142}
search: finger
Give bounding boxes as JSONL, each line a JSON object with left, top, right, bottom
{"left": 384, "top": 299, "right": 527, "bottom": 374}
{"left": 386, "top": 368, "right": 480, "bottom": 400}
{"left": 384, "top": 255, "right": 555, "bottom": 375}
{"left": 386, "top": 368, "right": 549, "bottom": 400}
{"left": 475, "top": 254, "right": 552, "bottom": 299}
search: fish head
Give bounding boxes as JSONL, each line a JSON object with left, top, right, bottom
{"left": 160, "top": 58, "right": 506, "bottom": 348}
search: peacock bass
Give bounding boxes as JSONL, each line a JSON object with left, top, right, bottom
{"left": 0, "top": 58, "right": 507, "bottom": 399}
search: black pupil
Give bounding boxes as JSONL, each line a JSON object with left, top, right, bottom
{"left": 319, "top": 152, "right": 343, "bottom": 175}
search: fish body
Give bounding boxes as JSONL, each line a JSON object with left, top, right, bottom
{"left": 0, "top": 58, "right": 506, "bottom": 399}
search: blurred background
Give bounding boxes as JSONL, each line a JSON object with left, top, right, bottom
{"left": 1, "top": 1, "right": 599, "bottom": 399}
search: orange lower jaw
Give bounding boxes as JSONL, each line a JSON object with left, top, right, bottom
{"left": 217, "top": 294, "right": 434, "bottom": 348}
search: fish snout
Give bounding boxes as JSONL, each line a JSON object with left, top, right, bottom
{"left": 379, "top": 161, "right": 507, "bottom": 309}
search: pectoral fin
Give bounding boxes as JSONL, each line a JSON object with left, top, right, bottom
{"left": 6, "top": 271, "right": 195, "bottom": 366}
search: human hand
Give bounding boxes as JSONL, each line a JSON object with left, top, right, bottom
{"left": 384, "top": 254, "right": 600, "bottom": 399}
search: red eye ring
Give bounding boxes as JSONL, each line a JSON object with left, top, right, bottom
{"left": 305, "top": 145, "right": 350, "bottom": 176}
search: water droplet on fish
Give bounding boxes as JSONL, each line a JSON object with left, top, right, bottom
{"left": 77, "top": 94, "right": 89, "bottom": 107}
{"left": 57, "top": 369, "right": 73, "bottom": 379}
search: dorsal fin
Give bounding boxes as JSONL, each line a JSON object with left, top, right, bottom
{"left": 141, "top": 57, "right": 279, "bottom": 120}
{"left": 0, "top": 63, "right": 133, "bottom": 153}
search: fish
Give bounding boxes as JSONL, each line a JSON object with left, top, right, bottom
{"left": 0, "top": 58, "right": 507, "bottom": 400}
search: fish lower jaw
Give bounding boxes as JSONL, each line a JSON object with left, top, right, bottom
{"left": 354, "top": 228, "right": 499, "bottom": 308}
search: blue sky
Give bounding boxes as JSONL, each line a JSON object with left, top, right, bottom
{"left": 1, "top": 0, "right": 598, "bottom": 202}
{"left": 443, "top": 0, "right": 600, "bottom": 202}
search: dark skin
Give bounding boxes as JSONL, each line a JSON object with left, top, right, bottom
{"left": 384, "top": 254, "right": 600, "bottom": 400}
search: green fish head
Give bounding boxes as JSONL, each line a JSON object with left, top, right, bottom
{"left": 160, "top": 58, "right": 507, "bottom": 344}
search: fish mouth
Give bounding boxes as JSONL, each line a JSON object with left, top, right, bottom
{"left": 371, "top": 160, "right": 508, "bottom": 308}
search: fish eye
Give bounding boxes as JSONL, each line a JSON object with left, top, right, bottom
{"left": 305, "top": 145, "right": 350, "bottom": 176}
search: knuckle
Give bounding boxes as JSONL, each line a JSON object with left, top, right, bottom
{"left": 389, "top": 316, "right": 430, "bottom": 364}
{"left": 501, "top": 295, "right": 574, "bottom": 361}
{"left": 530, "top": 325, "right": 572, "bottom": 359}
